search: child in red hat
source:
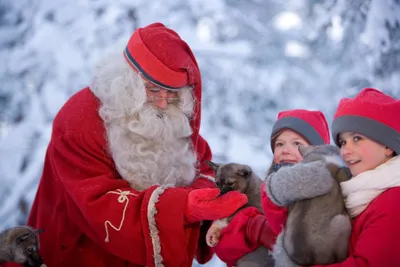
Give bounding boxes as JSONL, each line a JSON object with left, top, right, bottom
{"left": 212, "top": 109, "right": 332, "bottom": 266}
{"left": 262, "top": 109, "right": 332, "bottom": 235}
{"left": 319, "top": 88, "right": 400, "bottom": 266}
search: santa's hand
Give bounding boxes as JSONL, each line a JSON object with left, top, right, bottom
{"left": 185, "top": 188, "right": 248, "bottom": 223}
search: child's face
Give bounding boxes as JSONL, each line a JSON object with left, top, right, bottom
{"left": 273, "top": 129, "right": 310, "bottom": 164}
{"left": 338, "top": 132, "right": 394, "bottom": 177}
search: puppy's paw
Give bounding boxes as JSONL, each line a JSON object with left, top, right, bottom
{"left": 206, "top": 218, "right": 228, "bottom": 247}
{"left": 206, "top": 224, "right": 221, "bottom": 247}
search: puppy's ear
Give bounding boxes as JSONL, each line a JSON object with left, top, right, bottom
{"left": 26, "top": 226, "right": 44, "bottom": 236}
{"left": 15, "top": 233, "right": 32, "bottom": 246}
{"left": 236, "top": 166, "right": 252, "bottom": 177}
{"left": 205, "top": 160, "right": 221, "bottom": 172}
{"left": 298, "top": 145, "right": 314, "bottom": 156}
{"left": 34, "top": 228, "right": 45, "bottom": 235}
{"left": 336, "top": 167, "right": 352, "bottom": 183}
{"left": 298, "top": 145, "right": 307, "bottom": 156}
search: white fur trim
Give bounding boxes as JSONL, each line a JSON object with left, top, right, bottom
{"left": 147, "top": 186, "right": 172, "bottom": 267}
{"left": 198, "top": 174, "right": 216, "bottom": 183}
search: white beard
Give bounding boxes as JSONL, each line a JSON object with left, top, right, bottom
{"left": 91, "top": 52, "right": 197, "bottom": 191}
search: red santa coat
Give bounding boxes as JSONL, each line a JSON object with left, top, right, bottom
{"left": 262, "top": 184, "right": 400, "bottom": 267}
{"left": 3, "top": 87, "right": 216, "bottom": 267}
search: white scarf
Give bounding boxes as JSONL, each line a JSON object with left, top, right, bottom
{"left": 341, "top": 155, "right": 400, "bottom": 218}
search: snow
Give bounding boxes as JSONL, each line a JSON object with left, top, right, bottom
{"left": 274, "top": 11, "right": 302, "bottom": 31}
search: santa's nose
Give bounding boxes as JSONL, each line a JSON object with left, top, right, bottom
{"left": 155, "top": 90, "right": 168, "bottom": 109}
{"left": 155, "top": 99, "right": 168, "bottom": 109}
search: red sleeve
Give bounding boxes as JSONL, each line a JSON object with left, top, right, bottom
{"left": 310, "top": 191, "right": 400, "bottom": 267}
{"left": 52, "top": 132, "right": 193, "bottom": 266}
{"left": 261, "top": 182, "right": 288, "bottom": 235}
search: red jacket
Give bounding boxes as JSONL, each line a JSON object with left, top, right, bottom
{"left": 262, "top": 183, "right": 400, "bottom": 267}
{"left": 2, "top": 87, "right": 216, "bottom": 267}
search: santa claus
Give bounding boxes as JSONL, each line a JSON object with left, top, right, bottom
{"left": 3, "top": 23, "right": 248, "bottom": 267}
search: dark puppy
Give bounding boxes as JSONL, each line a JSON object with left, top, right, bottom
{"left": 0, "top": 226, "right": 46, "bottom": 267}
{"left": 273, "top": 144, "right": 352, "bottom": 267}
{"left": 206, "top": 161, "right": 273, "bottom": 267}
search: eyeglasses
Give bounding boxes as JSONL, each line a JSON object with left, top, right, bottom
{"left": 147, "top": 95, "right": 180, "bottom": 105}
{"left": 145, "top": 83, "right": 180, "bottom": 105}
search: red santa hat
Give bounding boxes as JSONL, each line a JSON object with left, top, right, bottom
{"left": 270, "top": 109, "right": 330, "bottom": 151}
{"left": 123, "top": 22, "right": 200, "bottom": 91}
{"left": 332, "top": 88, "right": 400, "bottom": 154}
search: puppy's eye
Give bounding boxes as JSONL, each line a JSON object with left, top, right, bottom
{"left": 227, "top": 182, "right": 236, "bottom": 187}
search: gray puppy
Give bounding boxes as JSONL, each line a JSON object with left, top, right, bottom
{"left": 206, "top": 161, "right": 274, "bottom": 267}
{"left": 272, "top": 144, "right": 352, "bottom": 267}
{"left": 0, "top": 226, "right": 46, "bottom": 267}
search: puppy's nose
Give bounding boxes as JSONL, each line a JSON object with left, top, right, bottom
{"left": 219, "top": 187, "right": 232, "bottom": 196}
{"left": 33, "top": 255, "right": 44, "bottom": 267}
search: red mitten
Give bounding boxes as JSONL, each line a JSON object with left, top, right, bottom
{"left": 185, "top": 188, "right": 248, "bottom": 223}
{"left": 212, "top": 207, "right": 262, "bottom": 267}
